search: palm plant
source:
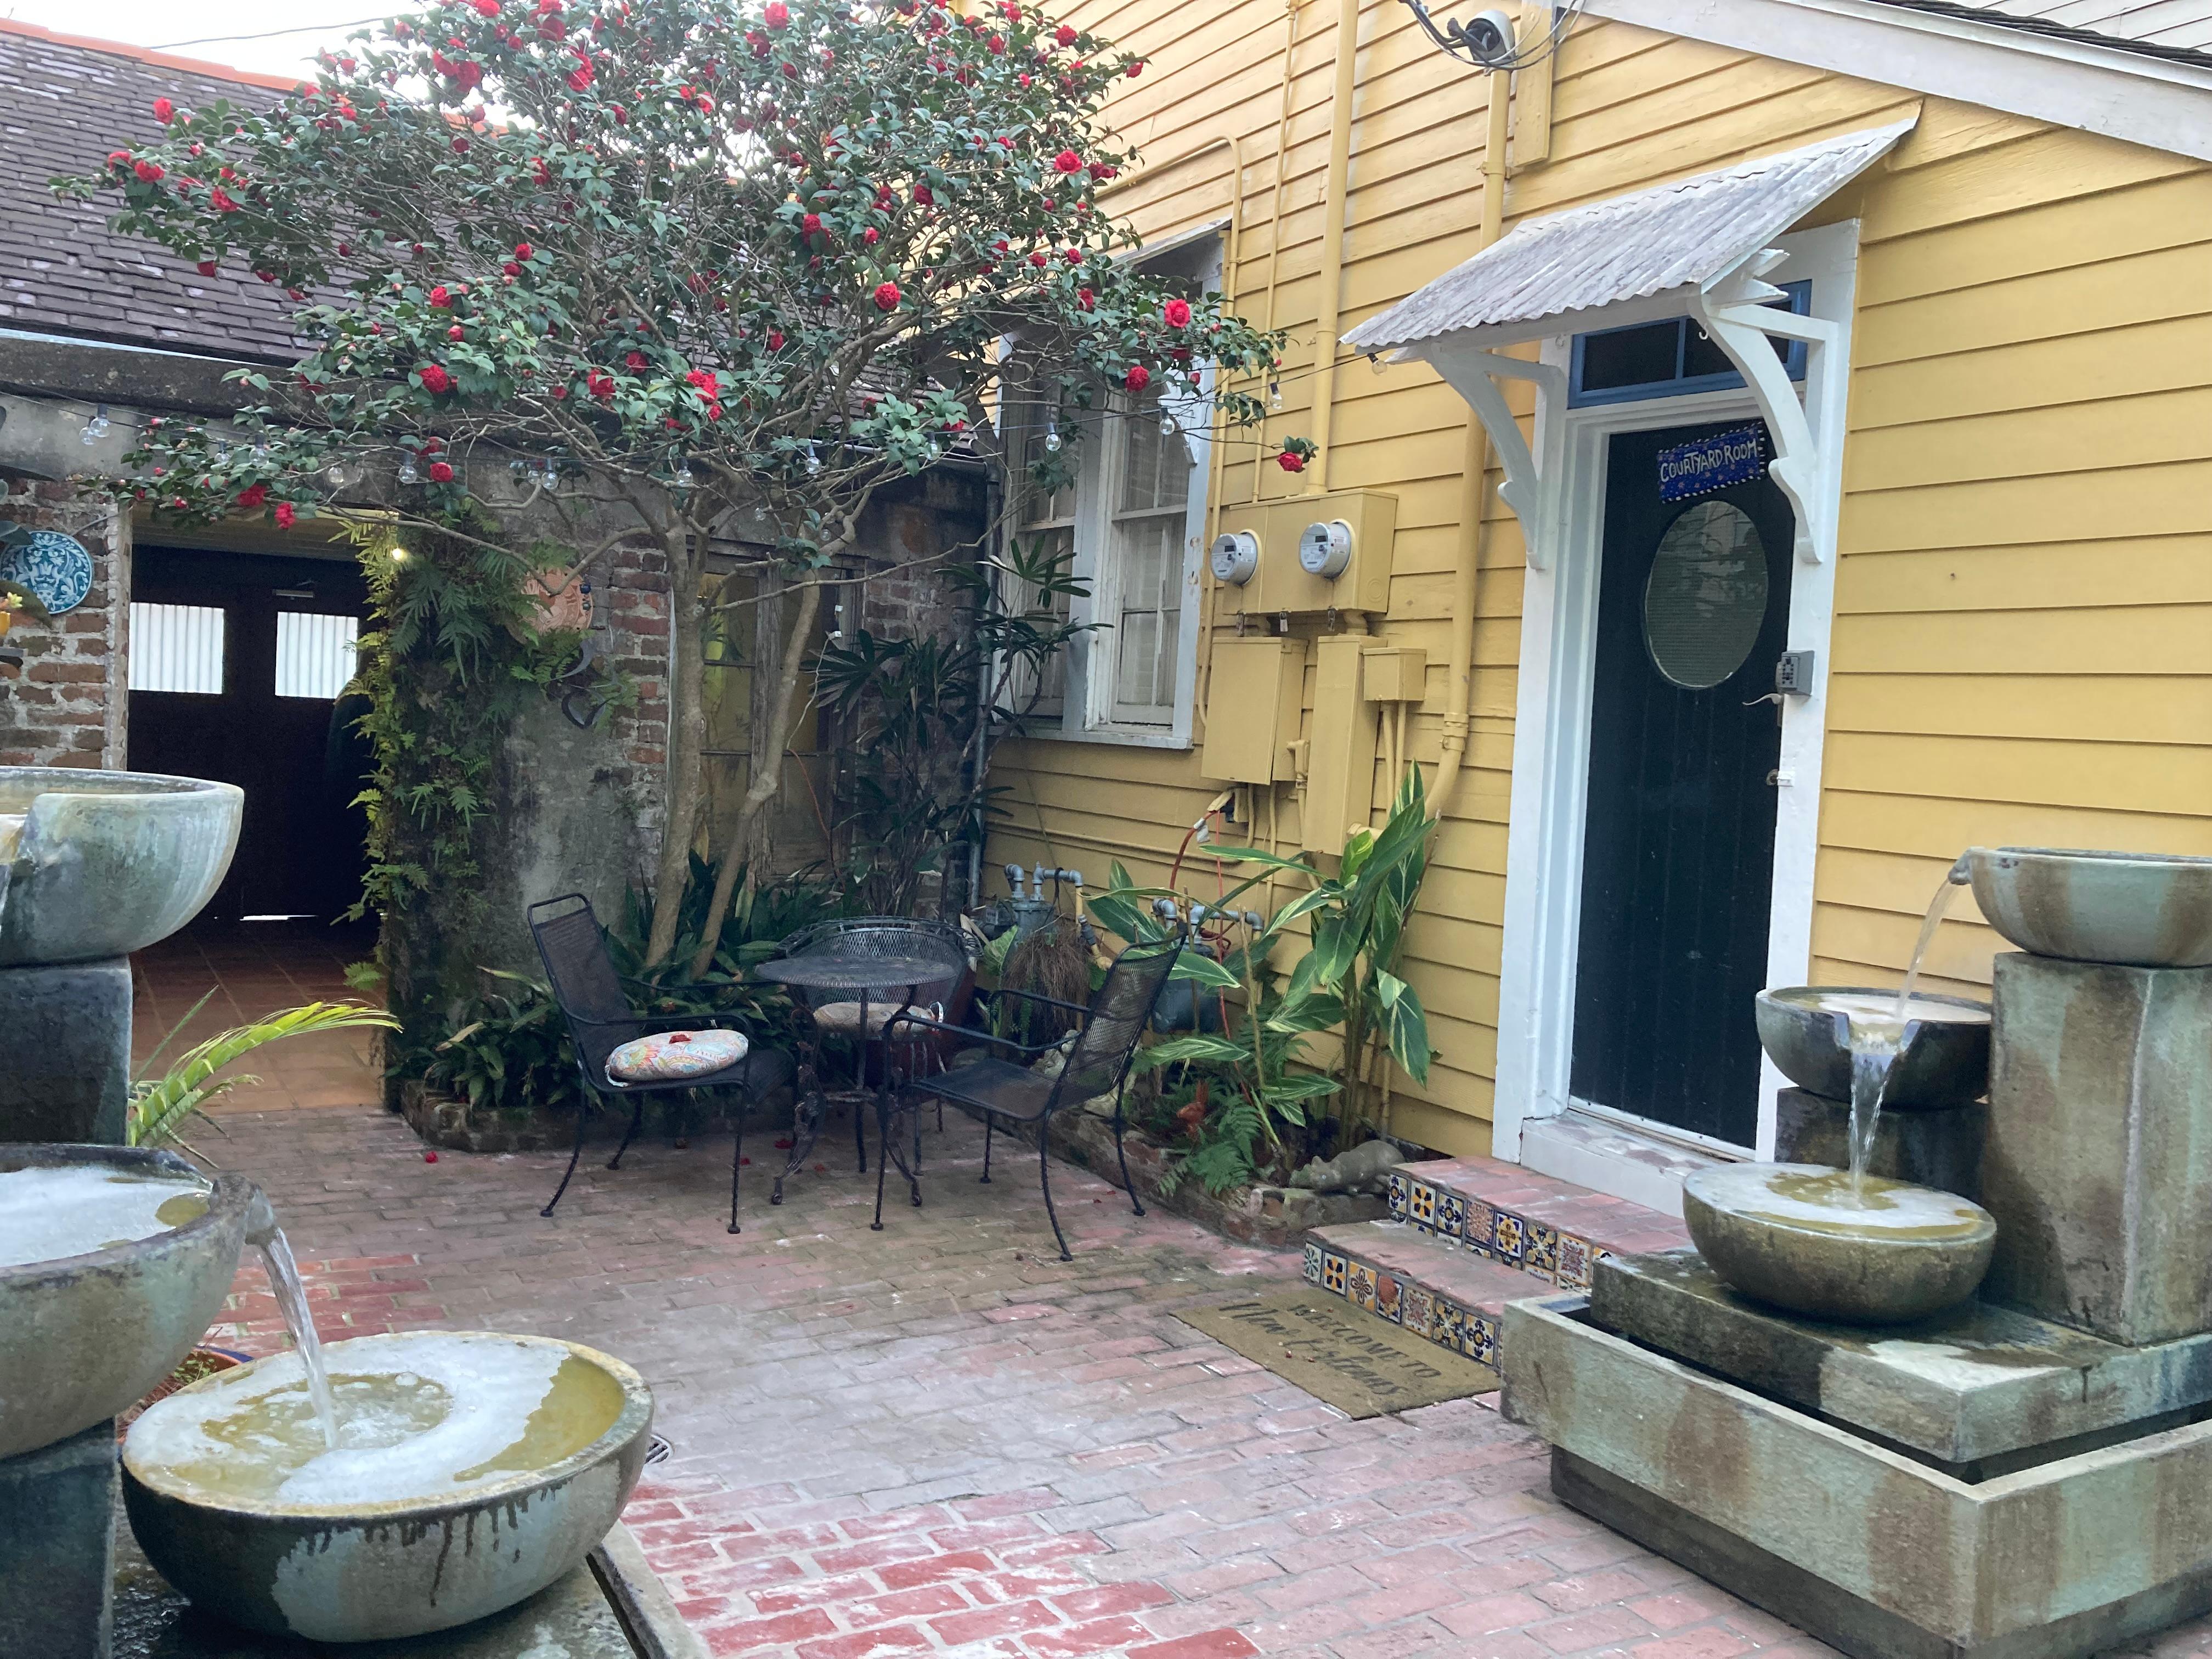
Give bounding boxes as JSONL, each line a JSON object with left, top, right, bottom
{"left": 128, "top": 997, "right": 399, "bottom": 1156}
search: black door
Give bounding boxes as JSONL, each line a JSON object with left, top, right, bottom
{"left": 128, "top": 549, "right": 371, "bottom": 923}
{"left": 1570, "top": 421, "right": 1796, "bottom": 1146}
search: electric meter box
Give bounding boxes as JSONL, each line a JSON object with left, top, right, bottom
{"left": 1209, "top": 489, "right": 1397, "bottom": 615}
{"left": 1199, "top": 635, "right": 1306, "bottom": 785}
{"left": 1359, "top": 646, "right": 1428, "bottom": 704}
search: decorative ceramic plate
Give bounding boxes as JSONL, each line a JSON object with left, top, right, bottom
{"left": 0, "top": 530, "right": 94, "bottom": 613}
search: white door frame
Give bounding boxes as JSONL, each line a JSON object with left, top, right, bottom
{"left": 1489, "top": 219, "right": 1861, "bottom": 1212}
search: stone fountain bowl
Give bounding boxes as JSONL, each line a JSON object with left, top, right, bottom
{"left": 0, "top": 766, "right": 242, "bottom": 966}
{"left": 123, "top": 1332, "right": 653, "bottom": 1644}
{"left": 1965, "top": 845, "right": 2212, "bottom": 969}
{"left": 1682, "top": 1161, "right": 1997, "bottom": 1324}
{"left": 0, "top": 1144, "right": 253, "bottom": 1461}
{"left": 1754, "top": 987, "right": 1991, "bottom": 1109}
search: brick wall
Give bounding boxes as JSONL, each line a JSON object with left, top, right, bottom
{"left": 0, "top": 477, "right": 126, "bottom": 769}
{"left": 600, "top": 534, "right": 673, "bottom": 844}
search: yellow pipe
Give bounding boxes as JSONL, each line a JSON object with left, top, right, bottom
{"left": 1307, "top": 0, "right": 1363, "bottom": 495}
{"left": 1427, "top": 66, "right": 1513, "bottom": 823}
{"left": 1255, "top": 0, "right": 1305, "bottom": 502}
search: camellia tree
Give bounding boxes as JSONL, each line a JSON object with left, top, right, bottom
{"left": 70, "top": 0, "right": 1290, "bottom": 970}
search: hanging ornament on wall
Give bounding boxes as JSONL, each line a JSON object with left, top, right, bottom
{"left": 0, "top": 529, "right": 94, "bottom": 614}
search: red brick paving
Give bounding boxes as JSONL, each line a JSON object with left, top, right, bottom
{"left": 182, "top": 1094, "right": 2212, "bottom": 1659}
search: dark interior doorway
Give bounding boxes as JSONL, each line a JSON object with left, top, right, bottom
{"left": 127, "top": 548, "right": 372, "bottom": 924}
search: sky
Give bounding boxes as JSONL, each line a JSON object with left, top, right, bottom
{"left": 1, "top": 0, "right": 395, "bottom": 77}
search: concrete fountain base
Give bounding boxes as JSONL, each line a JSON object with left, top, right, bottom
{"left": 1504, "top": 1292, "right": 2212, "bottom": 1659}
{"left": 0, "top": 1420, "right": 120, "bottom": 1659}
{"left": 113, "top": 1509, "right": 704, "bottom": 1659}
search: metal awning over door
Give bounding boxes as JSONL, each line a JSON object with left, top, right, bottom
{"left": 1344, "top": 119, "right": 1916, "bottom": 569}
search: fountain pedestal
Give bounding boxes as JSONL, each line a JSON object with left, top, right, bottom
{"left": 1774, "top": 1086, "right": 1984, "bottom": 1200}
{"left": 0, "top": 958, "right": 133, "bottom": 1143}
{"left": 1982, "top": 956, "right": 2212, "bottom": 1346}
{"left": 0, "top": 1419, "right": 120, "bottom": 1659}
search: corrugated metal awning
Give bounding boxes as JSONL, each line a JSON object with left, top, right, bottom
{"left": 1342, "top": 120, "right": 1915, "bottom": 355}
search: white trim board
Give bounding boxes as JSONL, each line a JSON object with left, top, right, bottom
{"left": 1487, "top": 220, "right": 1860, "bottom": 1208}
{"left": 1583, "top": 0, "right": 2212, "bottom": 162}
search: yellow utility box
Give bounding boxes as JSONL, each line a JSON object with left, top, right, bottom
{"left": 1302, "top": 636, "right": 1381, "bottom": 856}
{"left": 1209, "top": 489, "right": 1397, "bottom": 617}
{"left": 1199, "top": 636, "right": 1305, "bottom": 785}
{"left": 1359, "top": 646, "right": 1428, "bottom": 704}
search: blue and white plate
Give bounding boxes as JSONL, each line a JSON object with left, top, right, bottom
{"left": 0, "top": 531, "right": 94, "bottom": 614}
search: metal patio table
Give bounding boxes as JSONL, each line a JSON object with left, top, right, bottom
{"left": 751, "top": 948, "right": 949, "bottom": 1209}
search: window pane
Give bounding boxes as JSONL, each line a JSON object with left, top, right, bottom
{"left": 1118, "top": 393, "right": 1192, "bottom": 514}
{"left": 1579, "top": 321, "right": 1680, "bottom": 392}
{"left": 274, "top": 611, "right": 359, "bottom": 699}
{"left": 127, "top": 602, "right": 225, "bottom": 695}
{"left": 1110, "top": 511, "right": 1182, "bottom": 723}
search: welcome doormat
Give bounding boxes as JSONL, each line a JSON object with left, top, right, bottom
{"left": 1177, "top": 1288, "right": 1500, "bottom": 1419}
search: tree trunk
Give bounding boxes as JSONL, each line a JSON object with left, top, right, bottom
{"left": 688, "top": 578, "right": 823, "bottom": 979}
{"left": 644, "top": 554, "right": 708, "bottom": 969}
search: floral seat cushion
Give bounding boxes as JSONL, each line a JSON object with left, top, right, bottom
{"left": 810, "top": 1000, "right": 943, "bottom": 1037}
{"left": 606, "top": 1029, "right": 748, "bottom": 1082}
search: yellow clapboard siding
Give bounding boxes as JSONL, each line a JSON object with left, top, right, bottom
{"left": 1819, "top": 788, "right": 2212, "bottom": 861}
{"left": 1830, "top": 603, "right": 2212, "bottom": 675}
{"left": 1842, "top": 388, "right": 2212, "bottom": 492}
{"left": 1841, "top": 461, "right": 2212, "bottom": 552}
{"left": 1827, "top": 673, "right": 2212, "bottom": 747}
{"left": 1822, "top": 731, "right": 2212, "bottom": 819}
{"left": 1835, "top": 539, "right": 2212, "bottom": 614}
{"left": 1852, "top": 243, "right": 2212, "bottom": 368}
{"left": 1849, "top": 316, "right": 2212, "bottom": 430}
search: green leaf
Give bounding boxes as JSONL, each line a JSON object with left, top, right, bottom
{"left": 1374, "top": 969, "right": 1434, "bottom": 1086}
{"left": 1169, "top": 950, "right": 1240, "bottom": 990}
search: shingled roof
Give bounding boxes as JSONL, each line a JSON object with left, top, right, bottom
{"left": 1, "top": 20, "right": 307, "bottom": 364}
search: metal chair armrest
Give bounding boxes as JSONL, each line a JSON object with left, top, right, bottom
{"left": 881, "top": 1010, "right": 1062, "bottom": 1057}
{"left": 975, "top": 985, "right": 1092, "bottom": 1019}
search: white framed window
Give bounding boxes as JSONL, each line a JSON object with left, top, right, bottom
{"left": 273, "top": 611, "right": 360, "bottom": 699}
{"left": 997, "top": 236, "right": 1220, "bottom": 748}
{"left": 127, "top": 602, "right": 225, "bottom": 695}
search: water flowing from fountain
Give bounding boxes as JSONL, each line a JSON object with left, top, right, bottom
{"left": 245, "top": 1193, "right": 338, "bottom": 1449}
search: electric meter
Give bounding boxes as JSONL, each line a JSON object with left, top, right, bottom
{"left": 1209, "top": 529, "right": 1260, "bottom": 585}
{"left": 1297, "top": 519, "right": 1353, "bottom": 578}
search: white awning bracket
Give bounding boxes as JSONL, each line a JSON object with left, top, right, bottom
{"left": 1426, "top": 348, "right": 1567, "bottom": 569}
{"left": 1690, "top": 249, "right": 1842, "bottom": 565}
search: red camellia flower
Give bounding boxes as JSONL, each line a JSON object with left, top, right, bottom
{"left": 153, "top": 97, "right": 174, "bottom": 122}
{"left": 1277, "top": 448, "right": 1306, "bottom": 472}
{"left": 1055, "top": 22, "right": 1077, "bottom": 44}
{"left": 503, "top": 261, "right": 522, "bottom": 277}
{"left": 514, "top": 241, "right": 533, "bottom": 259}
{"left": 588, "top": 368, "right": 615, "bottom": 399}
{"left": 767, "top": 328, "right": 785, "bottom": 349}
{"left": 471, "top": 0, "right": 498, "bottom": 12}
{"left": 913, "top": 184, "right": 933, "bottom": 205}
{"left": 1077, "top": 286, "right": 1094, "bottom": 311}
{"left": 1053, "top": 149, "right": 1082, "bottom": 173}
{"left": 1127, "top": 60, "right": 1143, "bottom": 76}
{"left": 1124, "top": 364, "right": 1150, "bottom": 392}
{"left": 625, "top": 350, "right": 648, "bottom": 369}
{"left": 1064, "top": 248, "right": 1081, "bottom": 265}
{"left": 764, "top": 0, "right": 789, "bottom": 26}
{"left": 566, "top": 56, "right": 594, "bottom": 90}
{"left": 196, "top": 259, "right": 217, "bottom": 276}
{"left": 988, "top": 33, "right": 1005, "bottom": 52}
{"left": 447, "top": 323, "right": 464, "bottom": 340}
{"left": 451, "top": 136, "right": 470, "bottom": 154}
{"left": 419, "top": 363, "right": 453, "bottom": 393}
{"left": 801, "top": 212, "right": 821, "bottom": 235}
{"left": 428, "top": 460, "right": 455, "bottom": 482}
{"left": 134, "top": 160, "right": 165, "bottom": 183}
{"left": 1164, "top": 297, "right": 1192, "bottom": 328}
{"left": 863, "top": 227, "right": 880, "bottom": 245}
{"left": 873, "top": 281, "right": 901, "bottom": 311}
{"left": 274, "top": 502, "right": 296, "bottom": 528}
{"left": 1028, "top": 251, "right": 1047, "bottom": 267}
{"left": 235, "top": 483, "right": 267, "bottom": 510}
{"left": 686, "top": 368, "right": 719, "bottom": 396}
{"left": 210, "top": 185, "right": 241, "bottom": 212}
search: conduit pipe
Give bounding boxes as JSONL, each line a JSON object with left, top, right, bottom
{"left": 1427, "top": 65, "right": 1513, "bottom": 822}
{"left": 1306, "top": 0, "right": 1364, "bottom": 495}
{"left": 1254, "top": 0, "right": 1306, "bottom": 501}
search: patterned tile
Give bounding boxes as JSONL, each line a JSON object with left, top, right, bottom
{"left": 1465, "top": 1313, "right": 1499, "bottom": 1367}
{"left": 1465, "top": 1198, "right": 1498, "bottom": 1258}
{"left": 1432, "top": 1298, "right": 1465, "bottom": 1354}
{"left": 1348, "top": 1260, "right": 1378, "bottom": 1312}
{"left": 1526, "top": 1222, "right": 1559, "bottom": 1283}
{"left": 1555, "top": 1233, "right": 1594, "bottom": 1292}
{"left": 1408, "top": 1181, "right": 1437, "bottom": 1229}
{"left": 1302, "top": 1239, "right": 1324, "bottom": 1286}
{"left": 1401, "top": 1284, "right": 1434, "bottom": 1339}
{"left": 1386, "top": 1172, "right": 1409, "bottom": 1222}
{"left": 1375, "top": 1272, "right": 1403, "bottom": 1324}
{"left": 1491, "top": 1211, "right": 1526, "bottom": 1268}
{"left": 1321, "top": 1251, "right": 1348, "bottom": 1296}
{"left": 1437, "top": 1190, "right": 1466, "bottom": 1240}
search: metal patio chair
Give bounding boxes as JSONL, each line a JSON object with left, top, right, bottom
{"left": 528, "top": 893, "right": 795, "bottom": 1231}
{"left": 878, "top": 931, "right": 1184, "bottom": 1260}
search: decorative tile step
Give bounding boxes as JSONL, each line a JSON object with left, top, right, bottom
{"left": 1304, "top": 1221, "right": 1544, "bottom": 1370}
{"left": 1385, "top": 1153, "right": 1691, "bottom": 1292}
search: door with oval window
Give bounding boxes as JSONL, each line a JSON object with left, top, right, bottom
{"left": 1570, "top": 420, "right": 1795, "bottom": 1148}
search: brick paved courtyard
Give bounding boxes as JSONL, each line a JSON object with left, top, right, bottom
{"left": 182, "top": 1068, "right": 2212, "bottom": 1658}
